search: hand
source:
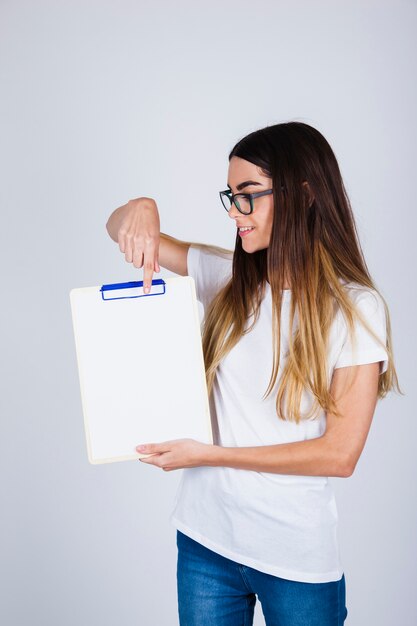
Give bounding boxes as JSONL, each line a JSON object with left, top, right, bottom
{"left": 135, "top": 438, "right": 215, "bottom": 471}
{"left": 117, "top": 197, "right": 161, "bottom": 293}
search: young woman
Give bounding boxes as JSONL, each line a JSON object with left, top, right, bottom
{"left": 106, "top": 121, "right": 400, "bottom": 626}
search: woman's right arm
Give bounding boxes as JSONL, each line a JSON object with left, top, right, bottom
{"left": 106, "top": 197, "right": 191, "bottom": 292}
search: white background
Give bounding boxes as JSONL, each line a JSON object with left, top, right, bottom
{"left": 1, "top": 1, "right": 415, "bottom": 624}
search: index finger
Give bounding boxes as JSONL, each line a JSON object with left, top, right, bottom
{"left": 142, "top": 247, "right": 157, "bottom": 294}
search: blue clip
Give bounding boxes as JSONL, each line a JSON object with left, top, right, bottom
{"left": 100, "top": 278, "right": 166, "bottom": 301}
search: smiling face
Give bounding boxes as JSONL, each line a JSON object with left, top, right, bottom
{"left": 226, "top": 156, "right": 274, "bottom": 252}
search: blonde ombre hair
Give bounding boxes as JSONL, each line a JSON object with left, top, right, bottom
{"left": 200, "top": 122, "right": 401, "bottom": 423}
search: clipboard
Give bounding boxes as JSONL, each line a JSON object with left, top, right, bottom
{"left": 69, "top": 276, "right": 212, "bottom": 465}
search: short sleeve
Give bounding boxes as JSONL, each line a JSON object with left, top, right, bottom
{"left": 332, "top": 288, "right": 389, "bottom": 375}
{"left": 187, "top": 244, "right": 233, "bottom": 312}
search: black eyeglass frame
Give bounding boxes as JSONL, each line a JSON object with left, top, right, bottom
{"left": 219, "top": 188, "right": 282, "bottom": 215}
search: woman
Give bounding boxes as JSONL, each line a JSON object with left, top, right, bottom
{"left": 106, "top": 121, "right": 400, "bottom": 626}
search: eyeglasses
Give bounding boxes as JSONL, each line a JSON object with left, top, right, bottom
{"left": 219, "top": 188, "right": 277, "bottom": 215}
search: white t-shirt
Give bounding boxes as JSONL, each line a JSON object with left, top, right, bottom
{"left": 169, "top": 244, "right": 389, "bottom": 583}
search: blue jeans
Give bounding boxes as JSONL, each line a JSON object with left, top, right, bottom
{"left": 176, "top": 530, "right": 348, "bottom": 626}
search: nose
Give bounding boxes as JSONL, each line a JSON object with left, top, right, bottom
{"left": 227, "top": 203, "right": 240, "bottom": 220}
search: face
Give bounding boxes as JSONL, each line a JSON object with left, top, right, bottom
{"left": 226, "top": 156, "right": 274, "bottom": 252}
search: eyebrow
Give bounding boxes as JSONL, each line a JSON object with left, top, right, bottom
{"left": 227, "top": 180, "right": 263, "bottom": 192}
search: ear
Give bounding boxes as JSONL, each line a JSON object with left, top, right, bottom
{"left": 302, "top": 181, "right": 315, "bottom": 208}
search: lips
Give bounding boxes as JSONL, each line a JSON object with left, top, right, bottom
{"left": 238, "top": 227, "right": 256, "bottom": 238}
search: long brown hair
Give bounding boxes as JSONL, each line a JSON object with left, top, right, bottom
{"left": 201, "top": 121, "right": 401, "bottom": 423}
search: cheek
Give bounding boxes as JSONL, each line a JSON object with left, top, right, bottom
{"left": 264, "top": 205, "right": 274, "bottom": 228}
{"left": 263, "top": 214, "right": 274, "bottom": 233}
{"left": 256, "top": 204, "right": 274, "bottom": 233}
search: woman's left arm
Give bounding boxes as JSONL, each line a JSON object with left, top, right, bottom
{"left": 137, "top": 361, "right": 381, "bottom": 477}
